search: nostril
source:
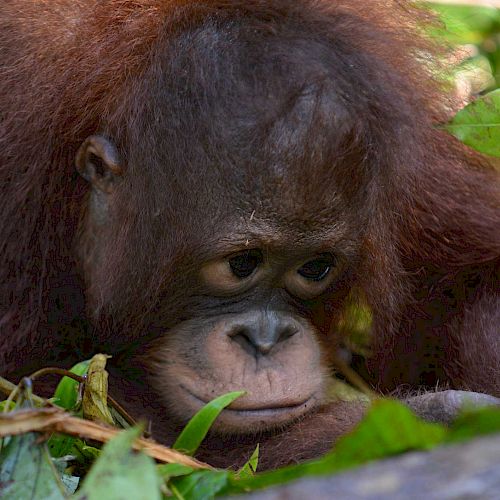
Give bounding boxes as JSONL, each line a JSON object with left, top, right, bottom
{"left": 278, "top": 325, "right": 298, "bottom": 343}
{"left": 230, "top": 327, "right": 257, "bottom": 356}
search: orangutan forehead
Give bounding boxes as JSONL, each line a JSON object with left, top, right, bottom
{"left": 123, "top": 18, "right": 361, "bottom": 199}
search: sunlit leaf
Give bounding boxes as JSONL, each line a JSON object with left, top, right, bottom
{"left": 447, "top": 89, "right": 500, "bottom": 157}
{"left": 429, "top": 3, "right": 499, "bottom": 44}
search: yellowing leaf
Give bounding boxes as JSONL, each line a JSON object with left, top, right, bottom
{"left": 82, "top": 354, "right": 114, "bottom": 425}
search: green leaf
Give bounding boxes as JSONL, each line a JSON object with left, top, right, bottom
{"left": 329, "top": 399, "right": 447, "bottom": 467}
{"left": 225, "top": 399, "right": 447, "bottom": 494}
{"left": 74, "top": 427, "right": 161, "bottom": 500}
{"left": 76, "top": 443, "right": 101, "bottom": 460}
{"left": 53, "top": 360, "right": 90, "bottom": 410}
{"left": 237, "top": 444, "right": 259, "bottom": 478}
{"left": 48, "top": 360, "right": 90, "bottom": 458}
{"left": 170, "top": 470, "right": 230, "bottom": 500}
{"left": 48, "top": 433, "right": 76, "bottom": 460}
{"left": 446, "top": 89, "right": 500, "bottom": 157}
{"left": 448, "top": 406, "right": 500, "bottom": 442}
{"left": 429, "top": 4, "right": 499, "bottom": 44}
{"left": 173, "top": 391, "right": 244, "bottom": 456}
{"left": 157, "top": 462, "right": 193, "bottom": 481}
{"left": 0, "top": 432, "right": 67, "bottom": 500}
{"left": 0, "top": 401, "right": 15, "bottom": 413}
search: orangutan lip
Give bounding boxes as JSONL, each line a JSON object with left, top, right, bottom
{"left": 182, "top": 386, "right": 313, "bottom": 414}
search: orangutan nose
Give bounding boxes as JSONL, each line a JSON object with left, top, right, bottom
{"left": 228, "top": 311, "right": 299, "bottom": 356}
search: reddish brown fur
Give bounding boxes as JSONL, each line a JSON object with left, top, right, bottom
{"left": 1, "top": 0, "right": 499, "bottom": 469}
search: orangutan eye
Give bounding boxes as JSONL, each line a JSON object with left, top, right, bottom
{"left": 228, "top": 249, "right": 263, "bottom": 279}
{"left": 297, "top": 254, "right": 335, "bottom": 281}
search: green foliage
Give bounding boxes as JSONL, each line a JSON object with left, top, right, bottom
{"left": 173, "top": 391, "right": 244, "bottom": 456}
{"left": 222, "top": 399, "right": 448, "bottom": 495}
{"left": 47, "top": 432, "right": 77, "bottom": 462}
{"left": 237, "top": 445, "right": 259, "bottom": 479}
{"left": 431, "top": 5, "right": 500, "bottom": 158}
{"left": 0, "top": 401, "right": 15, "bottom": 413}
{"left": 157, "top": 400, "right": 500, "bottom": 499}
{"left": 74, "top": 427, "right": 161, "bottom": 500}
{"left": 447, "top": 89, "right": 500, "bottom": 157}
{"left": 52, "top": 361, "right": 90, "bottom": 411}
{"left": 326, "top": 399, "right": 447, "bottom": 463}
{"left": 1, "top": 388, "right": 500, "bottom": 499}
{"left": 48, "top": 361, "right": 91, "bottom": 459}
{"left": 0, "top": 432, "right": 70, "bottom": 500}
{"left": 449, "top": 406, "right": 500, "bottom": 442}
{"left": 157, "top": 462, "right": 194, "bottom": 481}
{"left": 431, "top": 3, "right": 500, "bottom": 45}
{"left": 170, "top": 470, "right": 231, "bottom": 500}
{"left": 430, "top": 3, "right": 500, "bottom": 87}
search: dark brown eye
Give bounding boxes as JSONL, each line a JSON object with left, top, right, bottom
{"left": 228, "top": 249, "right": 263, "bottom": 279}
{"left": 297, "top": 254, "right": 335, "bottom": 281}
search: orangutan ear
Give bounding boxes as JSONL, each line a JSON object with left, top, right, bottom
{"left": 75, "top": 135, "right": 123, "bottom": 193}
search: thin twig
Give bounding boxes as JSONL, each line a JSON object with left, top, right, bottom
{"left": 29, "top": 367, "right": 84, "bottom": 384}
{"left": 332, "top": 354, "right": 379, "bottom": 399}
{"left": 0, "top": 407, "right": 211, "bottom": 469}
{"left": 0, "top": 376, "right": 47, "bottom": 408}
{"left": 0, "top": 376, "right": 18, "bottom": 398}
